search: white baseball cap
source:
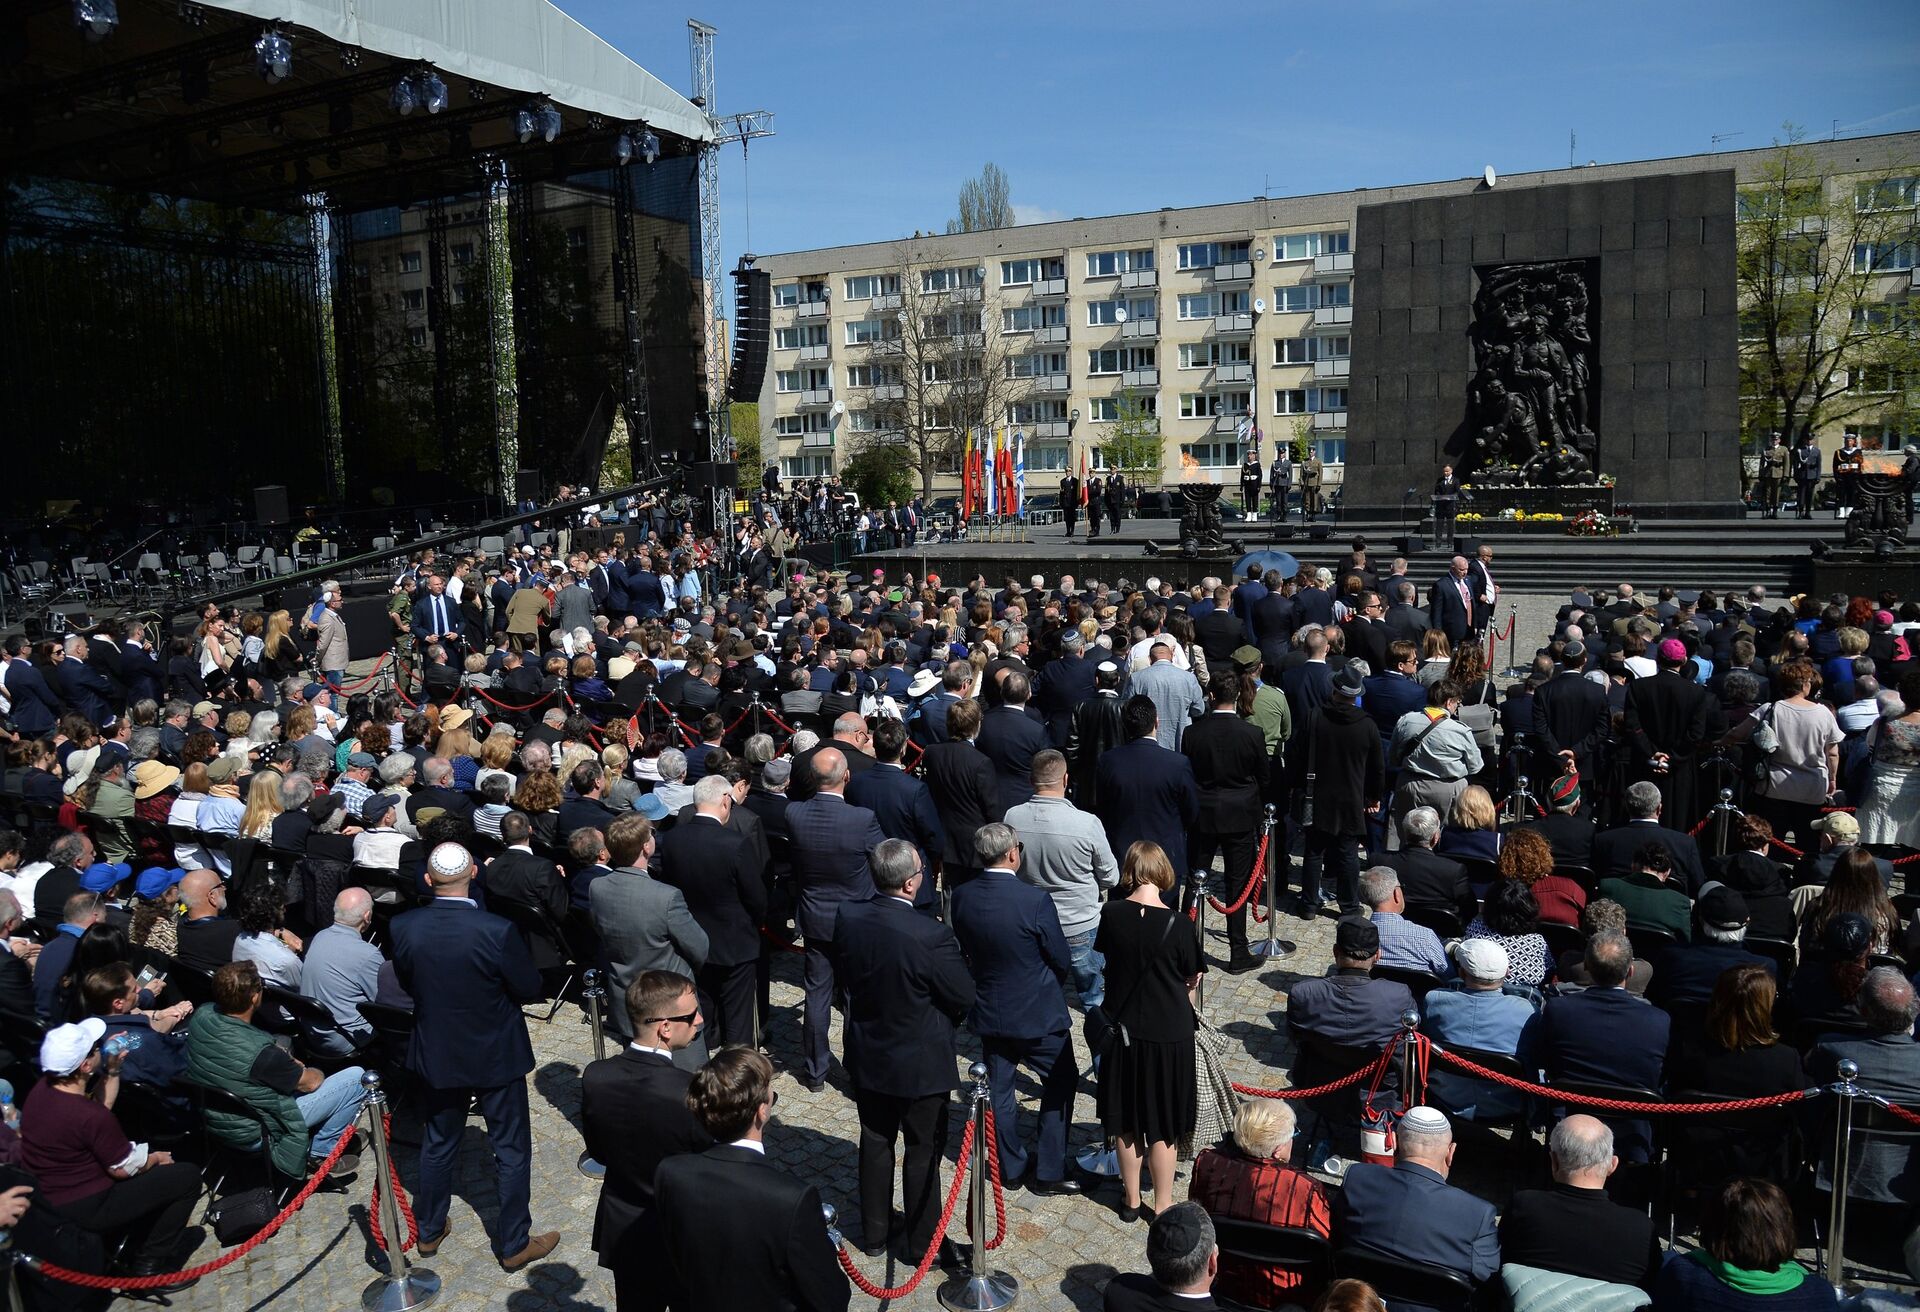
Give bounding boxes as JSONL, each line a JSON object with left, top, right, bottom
{"left": 40, "top": 1018, "right": 106, "bottom": 1077}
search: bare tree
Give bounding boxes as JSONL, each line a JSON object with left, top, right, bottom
{"left": 852, "top": 244, "right": 1030, "bottom": 501}
{"left": 1738, "top": 126, "right": 1919, "bottom": 450}
{"left": 947, "top": 163, "right": 1013, "bottom": 235}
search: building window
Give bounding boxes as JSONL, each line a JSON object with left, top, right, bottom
{"left": 1180, "top": 393, "right": 1221, "bottom": 419}
{"left": 780, "top": 454, "right": 834, "bottom": 479}
{"left": 1177, "top": 293, "right": 1218, "bottom": 320}
{"left": 1003, "top": 304, "right": 1065, "bottom": 333}
{"left": 921, "top": 265, "right": 983, "bottom": 293}
{"left": 1180, "top": 441, "right": 1244, "bottom": 468}
{"left": 1321, "top": 335, "right": 1351, "bottom": 360}
{"left": 1855, "top": 178, "right": 1919, "bottom": 212}
{"left": 1006, "top": 400, "right": 1069, "bottom": 425}
{"left": 401, "top": 288, "right": 424, "bottom": 311}
{"left": 399, "top": 251, "right": 422, "bottom": 274}
{"left": 1090, "top": 396, "right": 1158, "bottom": 422}
{"left": 923, "top": 311, "right": 982, "bottom": 339}
{"left": 1274, "top": 339, "right": 1310, "bottom": 365}
{"left": 1312, "top": 438, "right": 1347, "bottom": 465}
{"left": 1007, "top": 352, "right": 1068, "bottom": 379}
{"left": 1273, "top": 286, "right": 1313, "bottom": 313}
{"left": 406, "top": 326, "right": 427, "bottom": 347}
{"left": 1085, "top": 248, "right": 1155, "bottom": 278}
{"left": 844, "top": 274, "right": 900, "bottom": 299}
{"left": 775, "top": 370, "right": 803, "bottom": 393}
{"left": 1000, "top": 257, "right": 1064, "bottom": 286}
{"left": 1320, "top": 231, "right": 1350, "bottom": 254}
{"left": 1317, "top": 387, "right": 1349, "bottom": 411}
{"left": 452, "top": 243, "right": 474, "bottom": 266}
{"left": 1318, "top": 283, "right": 1351, "bottom": 308}
{"left": 1027, "top": 444, "right": 1071, "bottom": 471}
{"left": 1845, "top": 424, "right": 1915, "bottom": 450}
{"left": 1274, "top": 389, "right": 1309, "bottom": 415}
{"left": 847, "top": 410, "right": 880, "bottom": 432}
{"left": 774, "top": 413, "right": 832, "bottom": 436}
{"left": 1853, "top": 240, "right": 1918, "bottom": 273}
{"left": 566, "top": 227, "right": 588, "bottom": 251}
{"left": 842, "top": 318, "right": 896, "bottom": 346}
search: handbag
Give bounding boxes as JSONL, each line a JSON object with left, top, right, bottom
{"left": 1083, "top": 910, "right": 1177, "bottom": 1064}
{"left": 207, "top": 1185, "right": 277, "bottom": 1246}
{"left": 1742, "top": 706, "right": 1777, "bottom": 788}
{"left": 1456, "top": 681, "right": 1498, "bottom": 751}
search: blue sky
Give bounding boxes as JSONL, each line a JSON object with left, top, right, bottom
{"left": 556, "top": 0, "right": 1920, "bottom": 279}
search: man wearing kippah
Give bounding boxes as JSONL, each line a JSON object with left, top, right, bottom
{"left": 1332, "top": 1105, "right": 1500, "bottom": 1301}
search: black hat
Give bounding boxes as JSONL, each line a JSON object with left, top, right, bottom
{"left": 1334, "top": 917, "right": 1380, "bottom": 958}
{"left": 1331, "top": 665, "right": 1365, "bottom": 698}
{"left": 1697, "top": 885, "right": 1750, "bottom": 931}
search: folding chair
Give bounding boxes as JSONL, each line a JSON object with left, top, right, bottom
{"left": 1334, "top": 1246, "right": 1477, "bottom": 1312}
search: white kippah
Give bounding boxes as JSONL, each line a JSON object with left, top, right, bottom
{"left": 427, "top": 842, "right": 471, "bottom": 879}
{"left": 1401, "top": 1105, "right": 1450, "bottom": 1134}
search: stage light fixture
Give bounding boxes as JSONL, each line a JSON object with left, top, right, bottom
{"left": 254, "top": 28, "right": 292, "bottom": 83}
{"left": 515, "top": 101, "right": 562, "bottom": 145}
{"left": 638, "top": 128, "right": 660, "bottom": 164}
{"left": 73, "top": 0, "right": 118, "bottom": 41}
{"left": 614, "top": 132, "right": 633, "bottom": 165}
{"left": 419, "top": 71, "right": 449, "bottom": 114}
{"left": 390, "top": 75, "right": 419, "bottom": 116}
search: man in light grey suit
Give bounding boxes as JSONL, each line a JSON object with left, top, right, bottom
{"left": 590, "top": 812, "right": 710, "bottom": 1069}
{"left": 1119, "top": 637, "right": 1205, "bottom": 751}
{"left": 1809, "top": 967, "right": 1920, "bottom": 1208}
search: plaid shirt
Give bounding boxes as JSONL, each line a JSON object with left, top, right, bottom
{"left": 333, "top": 775, "right": 373, "bottom": 817}
{"left": 1371, "top": 910, "right": 1450, "bottom": 976}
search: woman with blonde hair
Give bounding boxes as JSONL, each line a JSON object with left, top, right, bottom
{"left": 474, "top": 730, "right": 518, "bottom": 794}
{"left": 1188, "top": 1098, "right": 1331, "bottom": 1307}
{"left": 1437, "top": 784, "right": 1500, "bottom": 863}
{"left": 259, "top": 609, "right": 299, "bottom": 685}
{"left": 1414, "top": 628, "right": 1453, "bottom": 688}
{"left": 237, "top": 769, "right": 284, "bottom": 840}
{"left": 1096, "top": 840, "right": 1204, "bottom": 1223}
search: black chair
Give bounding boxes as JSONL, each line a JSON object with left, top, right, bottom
{"left": 1625, "top": 923, "right": 1678, "bottom": 962}
{"left": 1663, "top": 1088, "right": 1799, "bottom": 1238}
{"left": 1207, "top": 1215, "right": 1332, "bottom": 1301}
{"left": 1370, "top": 964, "right": 1442, "bottom": 1000}
{"left": 1744, "top": 936, "right": 1797, "bottom": 976}
{"left": 1540, "top": 920, "right": 1587, "bottom": 967}
{"left": 1333, "top": 1245, "right": 1477, "bottom": 1312}
{"left": 489, "top": 896, "right": 582, "bottom": 1022}
{"left": 356, "top": 1000, "right": 418, "bottom": 1108}
{"left": 1811, "top": 1100, "right": 1920, "bottom": 1281}
{"left": 176, "top": 1077, "right": 298, "bottom": 1202}
{"left": 1287, "top": 1030, "right": 1386, "bottom": 1156}
{"left": 1403, "top": 904, "right": 1464, "bottom": 940}
{"left": 1546, "top": 1078, "right": 1668, "bottom": 1213}
{"left": 164, "top": 961, "right": 215, "bottom": 1009}
{"left": 1456, "top": 857, "right": 1499, "bottom": 893}
{"left": 1554, "top": 863, "right": 1598, "bottom": 892}
{"left": 113, "top": 1078, "right": 196, "bottom": 1156}
{"left": 261, "top": 984, "right": 354, "bottom": 1070}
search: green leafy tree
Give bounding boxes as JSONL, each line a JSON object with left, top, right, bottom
{"left": 728, "top": 400, "right": 764, "bottom": 474}
{"left": 947, "top": 163, "right": 1013, "bottom": 234}
{"left": 842, "top": 443, "right": 916, "bottom": 508}
{"left": 1737, "top": 125, "right": 1920, "bottom": 451}
{"left": 1099, "top": 395, "right": 1164, "bottom": 472}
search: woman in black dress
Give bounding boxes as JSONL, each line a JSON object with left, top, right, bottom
{"left": 1096, "top": 840, "right": 1204, "bottom": 1221}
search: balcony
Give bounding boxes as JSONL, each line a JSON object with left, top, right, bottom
{"left": 1035, "top": 324, "right": 1070, "bottom": 345}
{"left": 1912, "top": 267, "right": 1920, "bottom": 292}
{"left": 1310, "top": 251, "right": 1354, "bottom": 280}
{"left": 1029, "top": 420, "right": 1071, "bottom": 439}
{"left": 798, "top": 343, "right": 831, "bottom": 361}
{"left": 1211, "top": 313, "right": 1254, "bottom": 336}
{"left": 1120, "top": 318, "right": 1160, "bottom": 340}
{"left": 1206, "top": 363, "right": 1254, "bottom": 386}
{"left": 795, "top": 300, "right": 830, "bottom": 319}
{"left": 870, "top": 292, "right": 902, "bottom": 311}
{"left": 1031, "top": 277, "right": 1068, "bottom": 299}
{"left": 798, "top": 388, "right": 834, "bottom": 409}
{"left": 1312, "top": 357, "right": 1351, "bottom": 380}
{"left": 1312, "top": 410, "right": 1348, "bottom": 431}
{"left": 1211, "top": 413, "right": 1252, "bottom": 434}
{"left": 800, "top": 430, "right": 834, "bottom": 448}
{"left": 1034, "top": 373, "right": 1071, "bottom": 394}
{"left": 949, "top": 285, "right": 985, "bottom": 304}
{"left": 1212, "top": 261, "right": 1255, "bottom": 284}
{"left": 1122, "top": 368, "right": 1159, "bottom": 388}
{"left": 873, "top": 382, "right": 905, "bottom": 401}
{"left": 1309, "top": 305, "right": 1353, "bottom": 332}
{"left": 1121, "top": 268, "right": 1158, "bottom": 289}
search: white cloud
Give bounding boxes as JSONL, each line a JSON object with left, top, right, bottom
{"left": 1011, "top": 202, "right": 1069, "bottom": 226}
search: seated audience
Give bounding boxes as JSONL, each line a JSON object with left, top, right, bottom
{"left": 1331, "top": 1106, "right": 1499, "bottom": 1295}
{"left": 173, "top": 868, "right": 239, "bottom": 974}
{"left": 231, "top": 884, "right": 304, "bottom": 989}
{"left": 1649, "top": 1177, "right": 1837, "bottom": 1310}
{"left": 1498, "top": 1115, "right": 1662, "bottom": 1291}
{"left": 1359, "top": 866, "right": 1448, "bottom": 978}
{"left": 1187, "top": 1098, "right": 1331, "bottom": 1308}
{"left": 1526, "top": 931, "right": 1668, "bottom": 1162}
{"left": 1422, "top": 939, "right": 1539, "bottom": 1120}
{"left": 1102, "top": 1201, "right": 1222, "bottom": 1312}
{"left": 1667, "top": 964, "right": 1804, "bottom": 1185}
{"left": 1516, "top": 769, "right": 1595, "bottom": 870}
{"left": 1806, "top": 968, "right": 1920, "bottom": 1208}
{"left": 1596, "top": 843, "right": 1693, "bottom": 944}
{"left": 298, "top": 888, "right": 384, "bottom": 1057}
{"left": 1462, "top": 878, "right": 1550, "bottom": 988}
{"left": 1499, "top": 827, "right": 1585, "bottom": 929}
{"left": 1648, "top": 885, "right": 1775, "bottom": 1017}
{"left": 81, "top": 962, "right": 192, "bottom": 1093}
{"left": 1435, "top": 785, "right": 1500, "bottom": 864}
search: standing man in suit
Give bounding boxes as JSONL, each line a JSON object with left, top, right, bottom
{"left": 589, "top": 814, "right": 709, "bottom": 1055}
{"left": 833, "top": 839, "right": 976, "bottom": 1268}
{"left": 1097, "top": 697, "right": 1201, "bottom": 898}
{"left": 390, "top": 842, "right": 559, "bottom": 1272}
{"left": 1432, "top": 464, "right": 1461, "bottom": 547}
{"left": 1060, "top": 473, "right": 1080, "bottom": 539}
{"left": 786, "top": 747, "right": 886, "bottom": 1091}
{"left": 1381, "top": 578, "right": 1432, "bottom": 649}
{"left": 0, "top": 636, "right": 62, "bottom": 736}
{"left": 1035, "top": 631, "right": 1098, "bottom": 748}
{"left": 1297, "top": 665, "right": 1383, "bottom": 917}
{"left": 655, "top": 776, "right": 767, "bottom": 1049}
{"left": 410, "top": 573, "right": 464, "bottom": 659}
{"left": 1332, "top": 1106, "right": 1500, "bottom": 1301}
{"left": 1428, "top": 555, "right": 1476, "bottom": 645}
{"left": 951, "top": 823, "right": 1080, "bottom": 1195}
{"left": 1182, "top": 671, "right": 1269, "bottom": 972}
{"left": 977, "top": 671, "right": 1049, "bottom": 813}
{"left": 1531, "top": 640, "right": 1608, "bottom": 784}
{"left": 1793, "top": 434, "right": 1823, "bottom": 519}
{"left": 920, "top": 698, "right": 1005, "bottom": 890}
{"left": 582, "top": 970, "right": 712, "bottom": 1312}
{"left": 1362, "top": 640, "right": 1429, "bottom": 758}
{"left": 846, "top": 719, "right": 946, "bottom": 917}
{"left": 1105, "top": 472, "right": 1126, "bottom": 535}
{"left": 654, "top": 1049, "right": 851, "bottom": 1312}
{"left": 1467, "top": 544, "right": 1501, "bottom": 640}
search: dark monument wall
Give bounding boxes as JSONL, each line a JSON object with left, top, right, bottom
{"left": 1343, "top": 169, "right": 1740, "bottom": 517}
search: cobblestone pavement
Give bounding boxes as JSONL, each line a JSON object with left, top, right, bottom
{"left": 67, "top": 593, "right": 1892, "bottom": 1310}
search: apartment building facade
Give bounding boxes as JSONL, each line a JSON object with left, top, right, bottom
{"left": 755, "top": 132, "right": 1919, "bottom": 498}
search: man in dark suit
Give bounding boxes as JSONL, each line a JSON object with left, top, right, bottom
{"left": 1380, "top": 578, "right": 1431, "bottom": 649}
{"left": 406, "top": 755, "right": 476, "bottom": 826}
{"left": 1251, "top": 577, "right": 1297, "bottom": 660}
{"left": 1362, "top": 640, "right": 1428, "bottom": 757}
{"left": 1342, "top": 591, "right": 1390, "bottom": 675}
{"left": 1590, "top": 780, "right": 1707, "bottom": 894}
{"left": 654, "top": 1048, "right": 851, "bottom": 1312}
{"left": 1181, "top": 671, "right": 1269, "bottom": 971}
{"left": 1427, "top": 555, "right": 1477, "bottom": 645}
{"left": 977, "top": 670, "right": 1049, "bottom": 814}
{"left": 582, "top": 970, "right": 713, "bottom": 1312}
{"left": 846, "top": 719, "right": 945, "bottom": 917}
{"left": 1096, "top": 696, "right": 1199, "bottom": 895}
{"left": 1277, "top": 629, "right": 1334, "bottom": 722}
{"left": 556, "top": 760, "right": 622, "bottom": 844}
{"left": 55, "top": 636, "right": 119, "bottom": 726}
{"left": 1, "top": 637, "right": 63, "bottom": 736}
{"left": 654, "top": 776, "right": 768, "bottom": 1050}
{"left": 410, "top": 573, "right": 464, "bottom": 655}
{"left": 1194, "top": 588, "right": 1243, "bottom": 671}
{"left": 1333, "top": 1106, "right": 1500, "bottom": 1306}
{"left": 1230, "top": 565, "right": 1268, "bottom": 644}
{"left": 1297, "top": 666, "right": 1382, "bottom": 917}
{"left": 1530, "top": 641, "right": 1609, "bottom": 783}
{"left": 390, "top": 842, "right": 558, "bottom": 1271}
{"left": 118, "top": 623, "right": 163, "bottom": 706}
{"left": 1381, "top": 807, "right": 1478, "bottom": 928}
{"left": 1523, "top": 931, "right": 1669, "bottom": 1162}
{"left": 1499, "top": 1115, "right": 1662, "bottom": 1292}
{"left": 909, "top": 662, "right": 968, "bottom": 748}
{"left": 1035, "top": 633, "right": 1099, "bottom": 747}
{"left": 1102, "top": 1203, "right": 1223, "bottom": 1311}
{"left": 483, "top": 811, "right": 572, "bottom": 969}
{"left": 1515, "top": 771, "right": 1596, "bottom": 869}
{"left": 832, "top": 839, "right": 976, "bottom": 1268}
{"left": 1622, "top": 638, "right": 1718, "bottom": 830}
{"left": 1807, "top": 969, "right": 1920, "bottom": 1208}
{"left": 1286, "top": 918, "right": 1416, "bottom": 1067}
{"left": 920, "top": 698, "right": 1005, "bottom": 888}
{"left": 785, "top": 747, "right": 886, "bottom": 1091}
{"left": 951, "top": 823, "right": 1079, "bottom": 1194}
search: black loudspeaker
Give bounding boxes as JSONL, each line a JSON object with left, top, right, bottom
{"left": 689, "top": 461, "right": 739, "bottom": 492}
{"left": 1397, "top": 534, "right": 1426, "bottom": 555}
{"left": 1270, "top": 524, "right": 1297, "bottom": 540}
{"left": 1309, "top": 523, "right": 1332, "bottom": 541}
{"left": 339, "top": 595, "right": 399, "bottom": 663}
{"left": 253, "top": 484, "right": 289, "bottom": 526}
{"left": 726, "top": 264, "right": 772, "bottom": 403}
{"left": 515, "top": 468, "right": 542, "bottom": 502}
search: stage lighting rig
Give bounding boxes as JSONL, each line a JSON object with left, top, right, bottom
{"left": 514, "top": 100, "right": 562, "bottom": 144}
{"left": 254, "top": 28, "right": 292, "bottom": 83}
{"left": 73, "top": 0, "right": 118, "bottom": 41}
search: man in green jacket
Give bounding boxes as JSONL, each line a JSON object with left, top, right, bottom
{"left": 184, "top": 960, "right": 365, "bottom": 1179}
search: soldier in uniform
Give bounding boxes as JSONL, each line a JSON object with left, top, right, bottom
{"left": 1239, "top": 449, "right": 1265, "bottom": 521}
{"left": 1104, "top": 472, "right": 1125, "bottom": 534}
{"left": 1835, "top": 432, "right": 1867, "bottom": 516}
{"left": 1270, "top": 449, "right": 1293, "bottom": 523}
{"left": 1300, "top": 453, "right": 1325, "bottom": 516}
{"left": 1758, "top": 434, "right": 1789, "bottom": 518}
{"left": 1059, "top": 472, "right": 1080, "bottom": 538}
{"left": 1793, "top": 436, "right": 1822, "bottom": 520}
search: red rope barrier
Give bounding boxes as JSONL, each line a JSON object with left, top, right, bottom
{"left": 331, "top": 653, "right": 393, "bottom": 695}
{"left": 1691, "top": 817, "right": 1712, "bottom": 837}
{"left": 472, "top": 688, "right": 558, "bottom": 714}
{"left": 1766, "top": 835, "right": 1806, "bottom": 858}
{"left": 836, "top": 1115, "right": 974, "bottom": 1300}
{"left": 364, "top": 1112, "right": 419, "bottom": 1255}
{"left": 1428, "top": 1046, "right": 1818, "bottom": 1114}
{"left": 1884, "top": 1100, "right": 1920, "bottom": 1127}
{"left": 1207, "top": 830, "right": 1270, "bottom": 916}
{"left": 976, "top": 1106, "right": 1007, "bottom": 1251}
{"left": 761, "top": 926, "right": 805, "bottom": 953}
{"left": 27, "top": 1120, "right": 356, "bottom": 1290}
{"left": 1231, "top": 1046, "right": 1398, "bottom": 1101}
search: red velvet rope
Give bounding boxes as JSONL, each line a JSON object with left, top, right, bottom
{"left": 977, "top": 1106, "right": 1007, "bottom": 1251}
{"left": 364, "top": 1112, "right": 420, "bottom": 1255}
{"left": 760, "top": 926, "right": 805, "bottom": 954}
{"left": 1231, "top": 1046, "right": 1399, "bottom": 1100}
{"left": 1884, "top": 1100, "right": 1920, "bottom": 1127}
{"left": 836, "top": 1114, "right": 974, "bottom": 1299}
{"left": 331, "top": 653, "right": 393, "bottom": 694}
{"left": 1206, "top": 829, "right": 1270, "bottom": 916}
{"left": 471, "top": 688, "right": 558, "bottom": 714}
{"left": 26, "top": 1117, "right": 356, "bottom": 1289}
{"left": 1428, "top": 1043, "right": 1818, "bottom": 1113}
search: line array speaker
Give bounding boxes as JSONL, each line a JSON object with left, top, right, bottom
{"left": 253, "top": 484, "right": 289, "bottom": 526}
{"left": 726, "top": 264, "right": 772, "bottom": 404}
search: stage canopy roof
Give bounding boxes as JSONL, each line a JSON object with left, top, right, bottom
{"left": 5, "top": 0, "right": 710, "bottom": 212}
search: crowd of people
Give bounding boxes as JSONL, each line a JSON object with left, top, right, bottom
{"left": 0, "top": 524, "right": 1917, "bottom": 1311}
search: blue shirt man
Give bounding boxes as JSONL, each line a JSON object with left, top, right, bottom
{"left": 1422, "top": 939, "right": 1540, "bottom": 1120}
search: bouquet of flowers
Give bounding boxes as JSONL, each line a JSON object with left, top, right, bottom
{"left": 1567, "top": 509, "right": 1617, "bottom": 537}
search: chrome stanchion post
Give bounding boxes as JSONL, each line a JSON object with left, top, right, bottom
{"left": 938, "top": 1062, "right": 1018, "bottom": 1312}
{"left": 1710, "top": 787, "right": 1737, "bottom": 860}
{"left": 1510, "top": 774, "right": 1532, "bottom": 827}
{"left": 578, "top": 969, "right": 608, "bottom": 1179}
{"left": 1825, "top": 1059, "right": 1859, "bottom": 1290}
{"left": 360, "top": 1071, "right": 441, "bottom": 1312}
{"left": 1251, "top": 804, "right": 1295, "bottom": 960}
{"left": 1191, "top": 872, "right": 1207, "bottom": 1016}
{"left": 1506, "top": 601, "right": 1519, "bottom": 676}
{"left": 1397, "top": 1009, "right": 1421, "bottom": 1110}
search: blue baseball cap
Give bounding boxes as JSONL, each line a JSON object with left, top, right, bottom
{"left": 80, "top": 862, "right": 131, "bottom": 894}
{"left": 135, "top": 867, "right": 185, "bottom": 901}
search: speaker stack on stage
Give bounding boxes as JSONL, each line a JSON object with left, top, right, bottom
{"left": 726, "top": 261, "right": 771, "bottom": 405}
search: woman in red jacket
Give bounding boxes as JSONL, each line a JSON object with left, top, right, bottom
{"left": 1188, "top": 1096, "right": 1332, "bottom": 1308}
